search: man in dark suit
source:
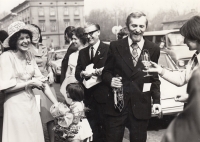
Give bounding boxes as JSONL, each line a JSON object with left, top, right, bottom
{"left": 75, "top": 24, "right": 109, "bottom": 142}
{"left": 60, "top": 26, "right": 77, "bottom": 84}
{"left": 102, "top": 11, "right": 161, "bottom": 142}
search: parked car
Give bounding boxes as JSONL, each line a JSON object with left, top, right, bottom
{"left": 48, "top": 49, "right": 67, "bottom": 83}
{"left": 152, "top": 51, "right": 186, "bottom": 117}
{"left": 144, "top": 29, "right": 195, "bottom": 69}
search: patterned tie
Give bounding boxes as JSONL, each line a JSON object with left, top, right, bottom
{"left": 131, "top": 43, "right": 139, "bottom": 66}
{"left": 113, "top": 75, "right": 124, "bottom": 112}
{"left": 91, "top": 46, "right": 94, "bottom": 63}
{"left": 113, "top": 87, "right": 124, "bottom": 112}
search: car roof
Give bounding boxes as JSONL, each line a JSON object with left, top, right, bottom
{"left": 48, "top": 49, "right": 66, "bottom": 53}
{"left": 144, "top": 29, "right": 179, "bottom": 36}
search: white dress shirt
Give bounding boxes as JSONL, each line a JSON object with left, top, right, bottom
{"left": 89, "top": 40, "right": 100, "bottom": 59}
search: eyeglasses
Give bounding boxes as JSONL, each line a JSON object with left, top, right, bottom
{"left": 84, "top": 29, "right": 98, "bottom": 37}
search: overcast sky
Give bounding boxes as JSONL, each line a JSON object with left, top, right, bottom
{"left": 0, "top": 0, "right": 200, "bottom": 18}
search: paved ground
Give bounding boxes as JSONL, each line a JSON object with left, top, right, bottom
{"left": 42, "top": 83, "right": 175, "bottom": 142}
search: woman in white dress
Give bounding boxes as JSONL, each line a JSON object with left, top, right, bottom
{"left": 60, "top": 27, "right": 87, "bottom": 100}
{"left": 0, "top": 21, "right": 58, "bottom": 142}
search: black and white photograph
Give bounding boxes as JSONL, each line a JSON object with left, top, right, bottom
{"left": 0, "top": 0, "right": 200, "bottom": 142}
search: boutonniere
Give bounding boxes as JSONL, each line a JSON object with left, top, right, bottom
{"left": 98, "top": 51, "right": 100, "bottom": 55}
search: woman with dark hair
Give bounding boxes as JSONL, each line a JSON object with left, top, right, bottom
{"left": 29, "top": 24, "right": 57, "bottom": 142}
{"left": 161, "top": 16, "right": 200, "bottom": 142}
{"left": 60, "top": 27, "right": 87, "bottom": 100}
{"left": 0, "top": 21, "right": 58, "bottom": 142}
{"left": 144, "top": 15, "right": 200, "bottom": 102}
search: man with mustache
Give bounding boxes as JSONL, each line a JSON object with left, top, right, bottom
{"left": 102, "top": 11, "right": 161, "bottom": 142}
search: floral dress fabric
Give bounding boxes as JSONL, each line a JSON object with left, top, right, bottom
{"left": 69, "top": 101, "right": 93, "bottom": 141}
{"left": 0, "top": 51, "right": 45, "bottom": 142}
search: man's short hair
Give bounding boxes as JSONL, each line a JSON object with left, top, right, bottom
{"left": 84, "top": 23, "right": 100, "bottom": 31}
{"left": 126, "top": 11, "right": 148, "bottom": 28}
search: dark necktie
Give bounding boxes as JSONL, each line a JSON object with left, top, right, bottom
{"left": 191, "top": 51, "right": 199, "bottom": 70}
{"left": 131, "top": 43, "right": 139, "bottom": 66}
{"left": 91, "top": 46, "right": 94, "bottom": 63}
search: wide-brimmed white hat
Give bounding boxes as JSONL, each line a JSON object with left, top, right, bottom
{"left": 3, "top": 21, "right": 39, "bottom": 48}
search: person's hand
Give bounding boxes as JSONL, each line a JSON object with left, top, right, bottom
{"left": 93, "top": 68, "right": 102, "bottom": 76}
{"left": 111, "top": 77, "right": 122, "bottom": 88}
{"left": 81, "top": 71, "right": 93, "bottom": 79}
{"left": 143, "top": 61, "right": 163, "bottom": 74}
{"left": 152, "top": 104, "right": 162, "bottom": 115}
{"left": 174, "top": 93, "right": 188, "bottom": 103}
{"left": 28, "top": 78, "right": 45, "bottom": 90}
{"left": 47, "top": 72, "right": 54, "bottom": 84}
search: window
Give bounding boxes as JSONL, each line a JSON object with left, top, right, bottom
{"left": 74, "top": 19, "right": 80, "bottom": 27}
{"left": 50, "top": 21, "right": 57, "bottom": 32}
{"left": 64, "top": 20, "right": 70, "bottom": 27}
{"left": 38, "top": 8, "right": 44, "bottom": 17}
{"left": 50, "top": 7, "right": 56, "bottom": 17}
{"left": 64, "top": 7, "right": 69, "bottom": 16}
{"left": 39, "top": 21, "right": 45, "bottom": 32}
{"left": 74, "top": 7, "right": 79, "bottom": 16}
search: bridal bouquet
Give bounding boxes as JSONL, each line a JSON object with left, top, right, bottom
{"left": 50, "top": 102, "right": 85, "bottom": 139}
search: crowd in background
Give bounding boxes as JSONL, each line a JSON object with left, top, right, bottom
{"left": 0, "top": 10, "right": 200, "bottom": 142}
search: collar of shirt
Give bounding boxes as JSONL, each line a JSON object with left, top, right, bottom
{"left": 128, "top": 36, "right": 144, "bottom": 57}
{"left": 128, "top": 36, "right": 144, "bottom": 50}
{"left": 196, "top": 51, "right": 200, "bottom": 64}
{"left": 90, "top": 40, "right": 100, "bottom": 57}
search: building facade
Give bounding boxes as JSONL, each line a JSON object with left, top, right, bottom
{"left": 0, "top": 0, "right": 84, "bottom": 48}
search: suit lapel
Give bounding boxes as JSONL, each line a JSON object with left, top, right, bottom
{"left": 93, "top": 42, "right": 106, "bottom": 65}
{"left": 116, "top": 37, "right": 135, "bottom": 71}
{"left": 84, "top": 46, "right": 91, "bottom": 65}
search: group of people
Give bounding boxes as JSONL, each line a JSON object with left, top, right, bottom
{"left": 0, "top": 10, "right": 200, "bottom": 142}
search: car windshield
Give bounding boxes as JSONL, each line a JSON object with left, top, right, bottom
{"left": 158, "top": 52, "right": 178, "bottom": 70}
{"left": 167, "top": 32, "right": 185, "bottom": 46}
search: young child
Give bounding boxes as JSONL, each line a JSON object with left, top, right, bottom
{"left": 65, "top": 83, "right": 93, "bottom": 142}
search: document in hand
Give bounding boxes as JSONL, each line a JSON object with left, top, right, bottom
{"left": 82, "top": 63, "right": 103, "bottom": 88}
